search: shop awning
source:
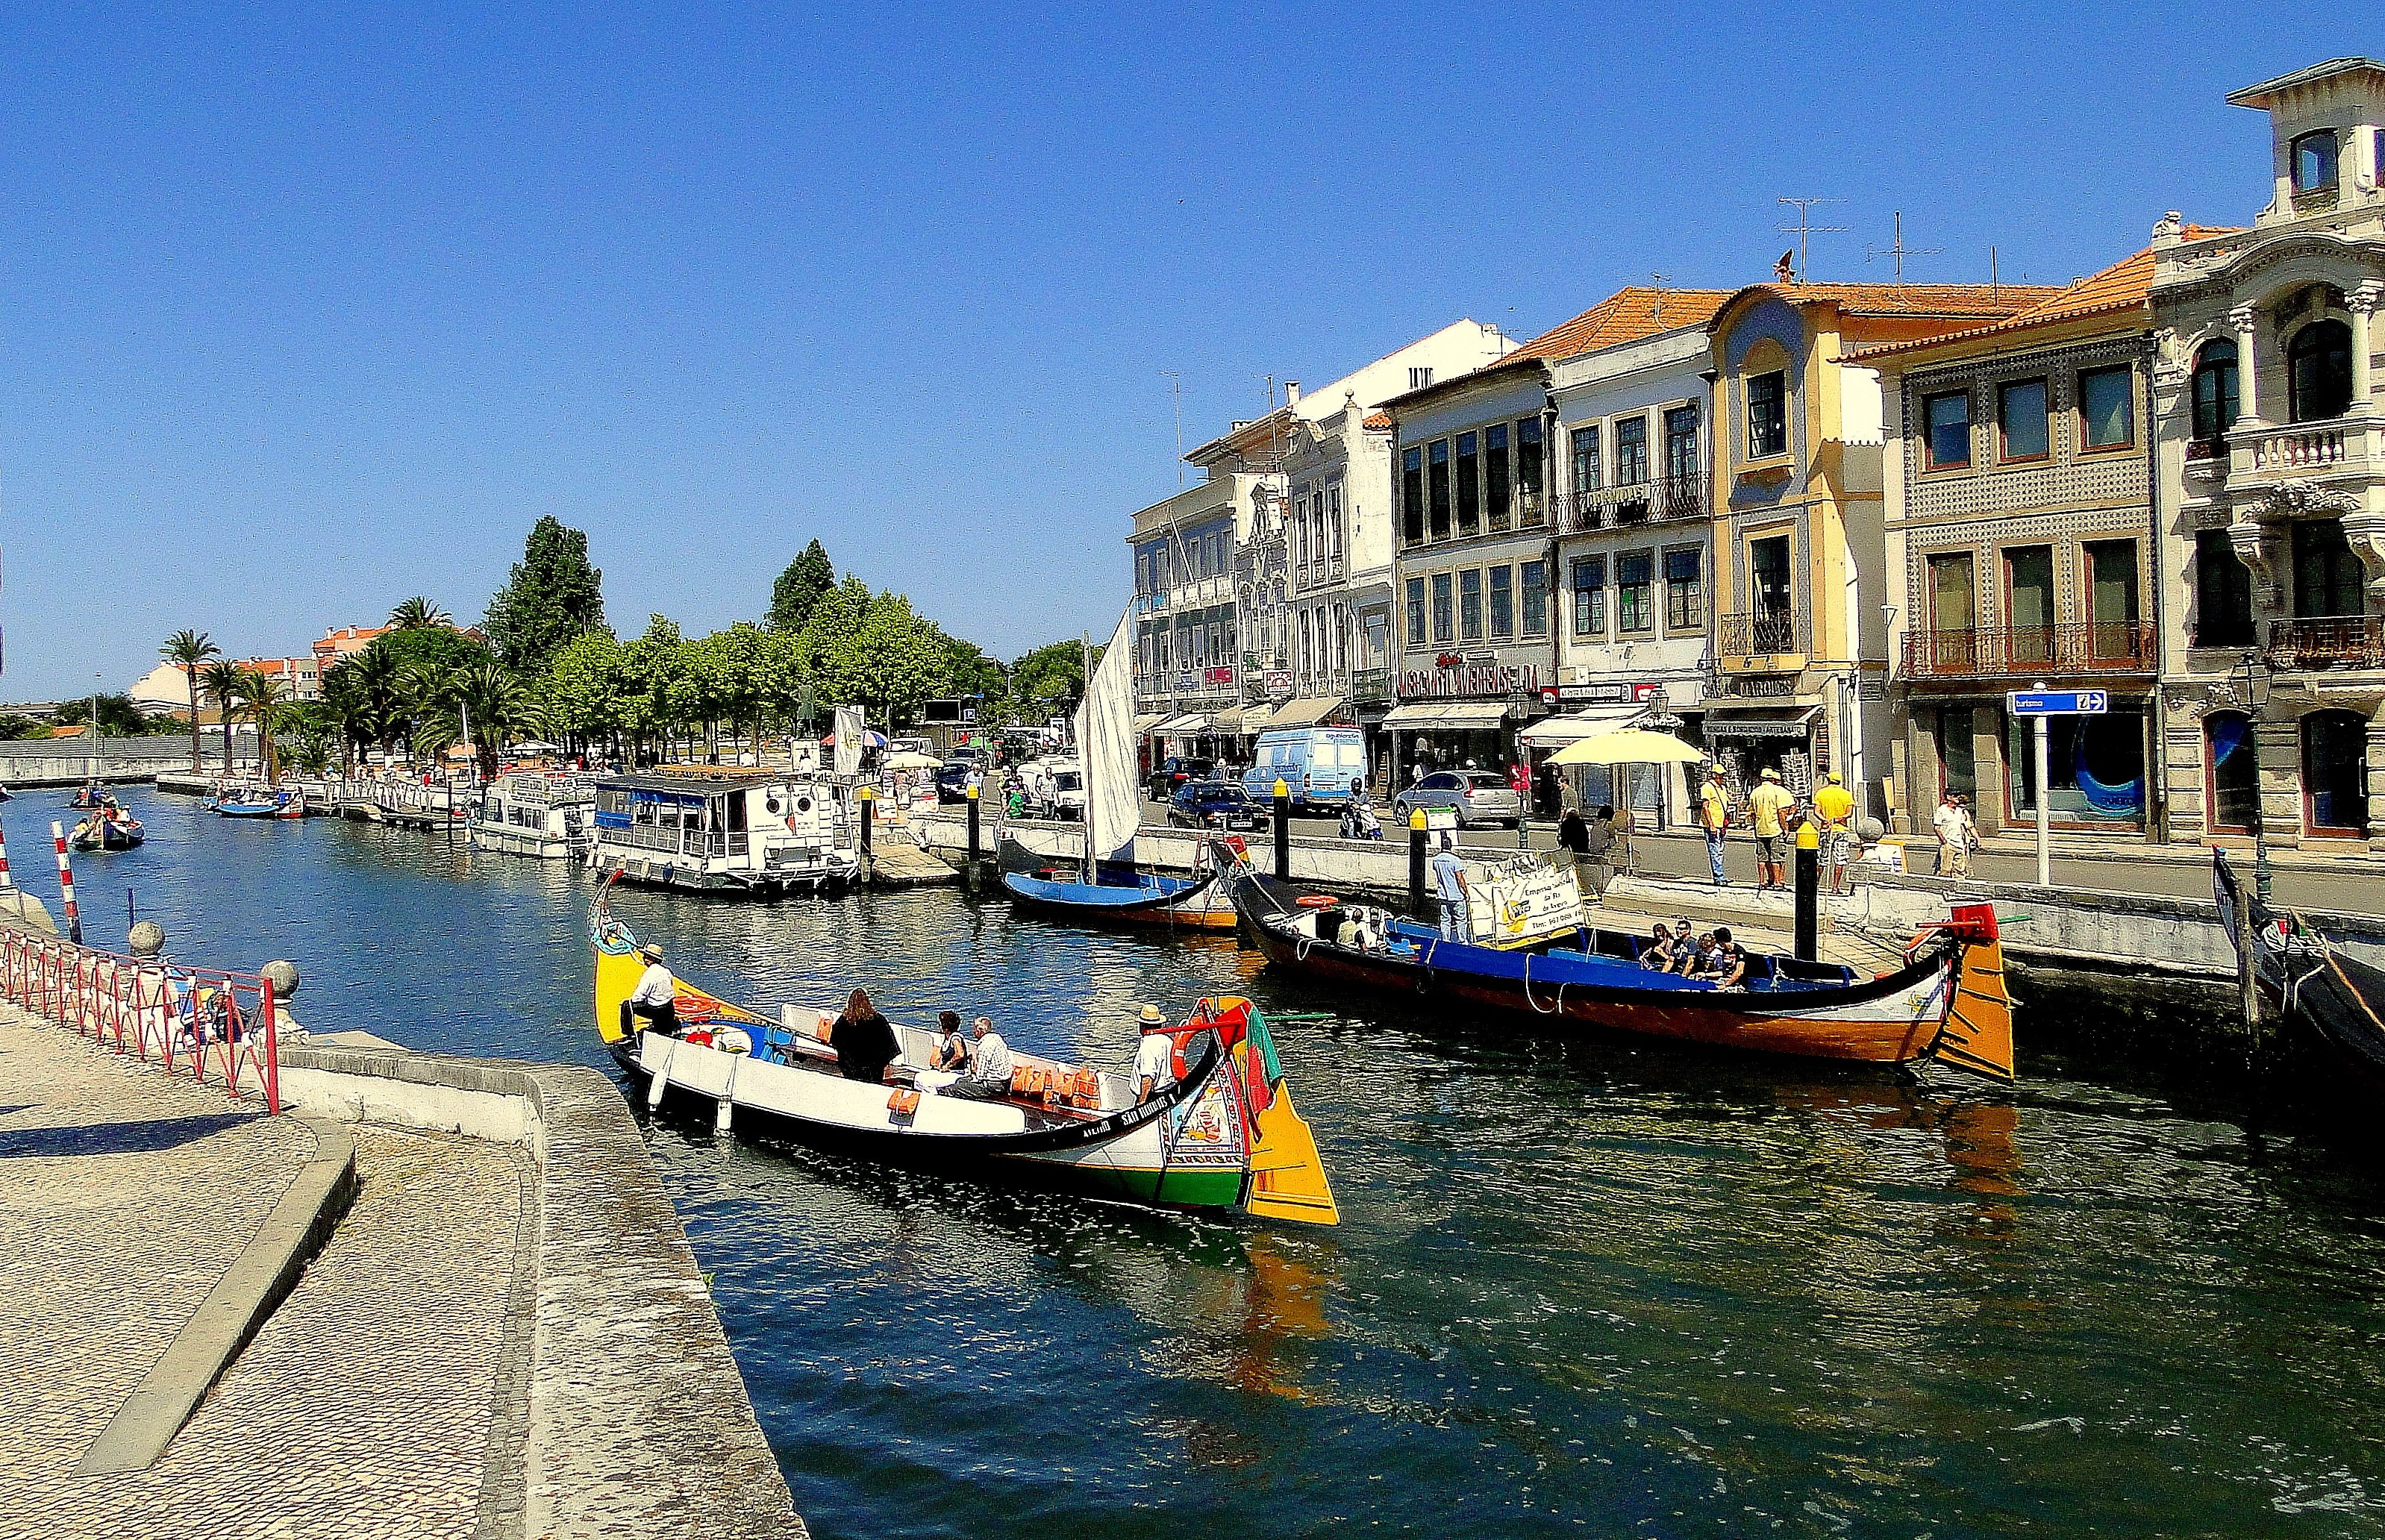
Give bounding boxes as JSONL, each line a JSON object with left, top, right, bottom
{"left": 1379, "top": 700, "right": 1511, "bottom": 730}
{"left": 1701, "top": 705, "right": 1821, "bottom": 739}
{"left": 1148, "top": 712, "right": 1210, "bottom": 736}
{"left": 1209, "top": 707, "right": 1246, "bottom": 734}
{"left": 1263, "top": 695, "right": 1345, "bottom": 730}
{"left": 1519, "top": 704, "right": 1646, "bottom": 748}
{"left": 1133, "top": 713, "right": 1167, "bottom": 736}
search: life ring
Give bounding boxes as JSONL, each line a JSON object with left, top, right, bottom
{"left": 1295, "top": 895, "right": 1337, "bottom": 910}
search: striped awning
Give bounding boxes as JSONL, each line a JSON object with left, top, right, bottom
{"left": 1148, "top": 713, "right": 1210, "bottom": 736}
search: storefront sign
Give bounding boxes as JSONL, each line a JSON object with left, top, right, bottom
{"left": 1540, "top": 681, "right": 1662, "bottom": 707}
{"left": 1204, "top": 665, "right": 1237, "bottom": 686}
{"left": 1264, "top": 669, "right": 1293, "bottom": 701}
{"left": 1401, "top": 661, "right": 1541, "bottom": 700}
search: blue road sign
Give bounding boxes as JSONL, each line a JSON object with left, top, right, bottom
{"left": 2007, "top": 689, "right": 2108, "bottom": 716}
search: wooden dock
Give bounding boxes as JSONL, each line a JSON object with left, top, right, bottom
{"left": 863, "top": 839, "right": 958, "bottom": 888}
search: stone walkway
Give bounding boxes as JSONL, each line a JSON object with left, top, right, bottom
{"left": 0, "top": 1013, "right": 532, "bottom": 1540}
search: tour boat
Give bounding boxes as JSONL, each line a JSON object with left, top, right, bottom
{"left": 1220, "top": 846, "right": 2015, "bottom": 1080}
{"left": 67, "top": 814, "right": 145, "bottom": 851}
{"left": 469, "top": 771, "right": 594, "bottom": 860}
{"left": 585, "top": 767, "right": 861, "bottom": 897}
{"left": 588, "top": 883, "right": 1337, "bottom": 1223}
{"left": 210, "top": 786, "right": 302, "bottom": 819}
{"left": 2214, "top": 851, "right": 2385, "bottom": 1088}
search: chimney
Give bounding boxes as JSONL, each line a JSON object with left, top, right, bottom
{"left": 1285, "top": 381, "right": 1301, "bottom": 407}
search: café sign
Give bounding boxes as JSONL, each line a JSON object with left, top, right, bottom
{"left": 1400, "top": 660, "right": 1541, "bottom": 700}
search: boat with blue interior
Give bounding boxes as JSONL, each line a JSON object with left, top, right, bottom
{"left": 210, "top": 783, "right": 301, "bottom": 819}
{"left": 586, "top": 766, "right": 860, "bottom": 896}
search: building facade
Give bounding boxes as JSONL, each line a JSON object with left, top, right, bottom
{"left": 2150, "top": 58, "right": 2385, "bottom": 855}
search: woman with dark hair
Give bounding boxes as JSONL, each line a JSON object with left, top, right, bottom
{"left": 822, "top": 988, "right": 901, "bottom": 1083}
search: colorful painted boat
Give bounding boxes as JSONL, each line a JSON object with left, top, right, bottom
{"left": 1222, "top": 854, "right": 2015, "bottom": 1080}
{"left": 589, "top": 883, "right": 1337, "bottom": 1223}
{"left": 67, "top": 815, "right": 145, "bottom": 851}
{"left": 996, "top": 839, "right": 1238, "bottom": 930}
{"left": 2215, "top": 851, "right": 2385, "bottom": 1087}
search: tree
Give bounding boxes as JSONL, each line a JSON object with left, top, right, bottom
{"left": 1010, "top": 639, "right": 1092, "bottom": 715}
{"left": 237, "top": 667, "right": 293, "bottom": 785}
{"left": 440, "top": 657, "right": 538, "bottom": 776}
{"left": 389, "top": 595, "right": 451, "bottom": 630}
{"left": 202, "top": 659, "right": 246, "bottom": 772}
{"left": 160, "top": 629, "right": 221, "bottom": 771}
{"left": 766, "top": 539, "right": 836, "bottom": 633}
{"left": 619, "top": 616, "right": 696, "bottom": 757}
{"left": 484, "top": 516, "right": 607, "bottom": 676}
{"left": 542, "top": 631, "right": 627, "bottom": 757}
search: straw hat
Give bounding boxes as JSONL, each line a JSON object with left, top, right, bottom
{"left": 638, "top": 942, "right": 663, "bottom": 962}
{"left": 1137, "top": 1004, "right": 1166, "bottom": 1030}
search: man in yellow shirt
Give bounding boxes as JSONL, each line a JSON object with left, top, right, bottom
{"left": 1697, "top": 766, "right": 1732, "bottom": 887}
{"left": 1811, "top": 771, "right": 1857, "bottom": 894}
{"left": 1745, "top": 769, "right": 1796, "bottom": 892}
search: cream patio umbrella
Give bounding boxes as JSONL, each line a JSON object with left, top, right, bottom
{"left": 1545, "top": 728, "right": 1707, "bottom": 876}
{"left": 882, "top": 750, "right": 943, "bottom": 770}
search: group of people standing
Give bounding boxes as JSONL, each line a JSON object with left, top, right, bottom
{"left": 1694, "top": 765, "right": 1862, "bottom": 895}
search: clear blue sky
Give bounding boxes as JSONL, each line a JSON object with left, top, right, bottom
{"left": 0, "top": 3, "right": 2332, "bottom": 698}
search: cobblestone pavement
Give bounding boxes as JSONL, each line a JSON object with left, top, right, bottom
{"left": 0, "top": 1014, "right": 532, "bottom": 1540}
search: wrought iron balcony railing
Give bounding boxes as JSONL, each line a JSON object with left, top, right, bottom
{"left": 2266, "top": 616, "right": 2385, "bottom": 671}
{"left": 1551, "top": 476, "right": 1707, "bottom": 534}
{"left": 1900, "top": 623, "right": 2157, "bottom": 680}
{"left": 1717, "top": 610, "right": 1803, "bottom": 658}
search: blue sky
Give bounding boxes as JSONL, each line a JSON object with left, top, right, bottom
{"left": 0, "top": 2, "right": 2334, "bottom": 698}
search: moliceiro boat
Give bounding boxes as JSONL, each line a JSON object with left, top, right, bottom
{"left": 585, "top": 767, "right": 860, "bottom": 896}
{"left": 589, "top": 883, "right": 1337, "bottom": 1223}
{"left": 1221, "top": 843, "right": 2015, "bottom": 1079}
{"left": 210, "top": 784, "right": 302, "bottom": 818}
{"left": 68, "top": 810, "right": 145, "bottom": 851}
{"left": 470, "top": 771, "right": 594, "bottom": 860}
{"left": 2215, "top": 851, "right": 2385, "bottom": 1087}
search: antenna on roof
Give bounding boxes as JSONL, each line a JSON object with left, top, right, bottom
{"left": 1989, "top": 246, "right": 1998, "bottom": 304}
{"left": 1650, "top": 272, "right": 1671, "bottom": 328}
{"left": 1161, "top": 372, "right": 1184, "bottom": 489}
{"left": 1775, "top": 197, "right": 1846, "bottom": 283}
{"left": 1865, "top": 212, "right": 1940, "bottom": 280}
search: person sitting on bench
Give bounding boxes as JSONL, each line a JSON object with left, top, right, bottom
{"left": 621, "top": 943, "right": 678, "bottom": 1040}
{"left": 945, "top": 1015, "right": 1014, "bottom": 1101}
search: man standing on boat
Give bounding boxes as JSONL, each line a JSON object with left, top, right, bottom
{"left": 1134, "top": 1004, "right": 1176, "bottom": 1104}
{"left": 1430, "top": 835, "right": 1470, "bottom": 941}
{"left": 1698, "top": 766, "right": 1732, "bottom": 888}
{"left": 622, "top": 943, "right": 678, "bottom": 1041}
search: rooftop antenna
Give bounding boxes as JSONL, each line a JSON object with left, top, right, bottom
{"left": 1776, "top": 196, "right": 1846, "bottom": 283}
{"left": 1649, "top": 272, "right": 1671, "bottom": 328}
{"left": 1866, "top": 211, "right": 1940, "bottom": 280}
{"left": 1161, "top": 371, "right": 1184, "bottom": 488}
{"left": 1989, "top": 245, "right": 1999, "bottom": 304}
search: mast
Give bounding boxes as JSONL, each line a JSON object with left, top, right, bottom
{"left": 1081, "top": 630, "right": 1095, "bottom": 882}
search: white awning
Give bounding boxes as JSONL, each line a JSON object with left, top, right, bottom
{"left": 1379, "top": 700, "right": 1512, "bottom": 730}
{"left": 1148, "top": 713, "right": 1210, "bottom": 736}
{"left": 1133, "top": 713, "right": 1167, "bottom": 736}
{"left": 1518, "top": 704, "right": 1647, "bottom": 748}
{"left": 1263, "top": 695, "right": 1345, "bottom": 730}
{"left": 1209, "top": 707, "right": 1247, "bottom": 734}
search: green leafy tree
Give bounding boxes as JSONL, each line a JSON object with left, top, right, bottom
{"left": 543, "top": 631, "right": 628, "bottom": 757}
{"left": 437, "top": 657, "right": 538, "bottom": 775}
{"left": 619, "top": 616, "right": 696, "bottom": 756}
{"left": 484, "top": 516, "right": 607, "bottom": 676}
{"left": 201, "top": 659, "right": 246, "bottom": 771}
{"left": 0, "top": 713, "right": 49, "bottom": 741}
{"left": 388, "top": 595, "right": 451, "bottom": 630}
{"left": 766, "top": 539, "right": 836, "bottom": 633}
{"left": 160, "top": 628, "right": 222, "bottom": 770}
{"left": 1009, "top": 639, "right": 1093, "bottom": 715}
{"left": 237, "top": 667, "right": 293, "bottom": 785}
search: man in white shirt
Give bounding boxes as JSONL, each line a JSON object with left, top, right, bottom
{"left": 1429, "top": 836, "right": 1470, "bottom": 940}
{"left": 1933, "top": 792, "right": 1973, "bottom": 880}
{"left": 621, "top": 943, "right": 677, "bottom": 1041}
{"left": 946, "top": 1015, "right": 1015, "bottom": 1100}
{"left": 1134, "top": 1004, "right": 1176, "bottom": 1103}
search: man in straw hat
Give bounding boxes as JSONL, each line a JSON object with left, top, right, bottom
{"left": 1746, "top": 769, "right": 1796, "bottom": 893}
{"left": 1134, "top": 1004, "right": 1178, "bottom": 1104}
{"left": 622, "top": 942, "right": 678, "bottom": 1041}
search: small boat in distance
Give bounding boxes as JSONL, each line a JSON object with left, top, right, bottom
{"left": 2214, "top": 851, "right": 2385, "bottom": 1088}
{"left": 68, "top": 810, "right": 145, "bottom": 851}
{"left": 210, "top": 783, "right": 302, "bottom": 819}
{"left": 998, "top": 839, "right": 1238, "bottom": 930}
{"left": 66, "top": 780, "right": 108, "bottom": 809}
{"left": 470, "top": 771, "right": 595, "bottom": 860}
{"left": 589, "top": 880, "right": 1337, "bottom": 1224}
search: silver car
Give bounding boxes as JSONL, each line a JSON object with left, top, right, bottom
{"left": 1393, "top": 770, "right": 1522, "bottom": 828}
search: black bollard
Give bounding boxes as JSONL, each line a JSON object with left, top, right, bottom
{"left": 1408, "top": 809, "right": 1428, "bottom": 912}
{"left": 1272, "top": 778, "right": 1291, "bottom": 881}
{"left": 966, "top": 784, "right": 981, "bottom": 870}
{"left": 857, "top": 785, "right": 875, "bottom": 859}
{"left": 1792, "top": 821, "right": 1819, "bottom": 961}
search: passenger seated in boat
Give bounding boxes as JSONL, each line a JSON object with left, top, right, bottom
{"left": 1637, "top": 924, "right": 1674, "bottom": 971}
{"left": 929, "top": 1010, "right": 970, "bottom": 1071}
{"left": 944, "top": 1016, "right": 1013, "bottom": 1101}
{"left": 1333, "top": 907, "right": 1369, "bottom": 948}
{"left": 622, "top": 943, "right": 678, "bottom": 1040}
{"left": 1705, "top": 928, "right": 1748, "bottom": 991}
{"left": 822, "top": 989, "right": 901, "bottom": 1084}
{"left": 1134, "top": 1004, "right": 1176, "bottom": 1104}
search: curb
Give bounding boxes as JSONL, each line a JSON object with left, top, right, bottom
{"left": 75, "top": 1115, "right": 359, "bottom": 1474}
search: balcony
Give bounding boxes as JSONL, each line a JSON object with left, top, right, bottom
{"left": 2266, "top": 616, "right": 2385, "bottom": 671}
{"left": 1716, "top": 610, "right": 1806, "bottom": 672}
{"left": 2225, "top": 416, "right": 2381, "bottom": 489}
{"left": 1900, "top": 623, "right": 2157, "bottom": 681}
{"left": 1551, "top": 477, "right": 1707, "bottom": 534}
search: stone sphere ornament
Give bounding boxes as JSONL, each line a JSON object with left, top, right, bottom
{"left": 128, "top": 921, "right": 166, "bottom": 958}
{"left": 261, "top": 960, "right": 301, "bottom": 999}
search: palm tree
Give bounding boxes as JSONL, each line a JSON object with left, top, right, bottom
{"left": 159, "top": 629, "right": 221, "bottom": 771}
{"left": 388, "top": 596, "right": 451, "bottom": 630}
{"left": 201, "top": 659, "right": 246, "bottom": 774}
{"left": 238, "top": 667, "right": 292, "bottom": 786}
{"left": 342, "top": 641, "right": 410, "bottom": 762}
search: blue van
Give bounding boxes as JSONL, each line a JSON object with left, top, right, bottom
{"left": 1243, "top": 726, "right": 1369, "bottom": 811}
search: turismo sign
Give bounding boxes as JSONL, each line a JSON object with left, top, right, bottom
{"left": 2007, "top": 689, "right": 2108, "bottom": 716}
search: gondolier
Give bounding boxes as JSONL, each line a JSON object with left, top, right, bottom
{"left": 1134, "top": 1003, "right": 1176, "bottom": 1103}
{"left": 622, "top": 943, "right": 677, "bottom": 1039}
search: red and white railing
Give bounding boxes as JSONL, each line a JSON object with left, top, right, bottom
{"left": 0, "top": 929, "right": 281, "bottom": 1113}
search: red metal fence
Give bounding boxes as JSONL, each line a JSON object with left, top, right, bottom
{"left": 0, "top": 930, "right": 281, "bottom": 1113}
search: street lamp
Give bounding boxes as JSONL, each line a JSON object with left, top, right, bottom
{"left": 2234, "top": 650, "right": 2273, "bottom": 902}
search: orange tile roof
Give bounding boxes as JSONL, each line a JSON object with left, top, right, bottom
{"left": 1510, "top": 286, "right": 1735, "bottom": 361}
{"left": 1733, "top": 281, "right": 2064, "bottom": 320}
{"left": 1842, "top": 232, "right": 2241, "bottom": 363}
{"left": 1361, "top": 410, "right": 1392, "bottom": 431}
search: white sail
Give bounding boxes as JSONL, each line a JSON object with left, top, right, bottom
{"left": 1077, "top": 610, "right": 1142, "bottom": 864}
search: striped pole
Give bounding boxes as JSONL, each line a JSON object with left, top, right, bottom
{"left": 0, "top": 815, "right": 13, "bottom": 889}
{"left": 51, "top": 821, "right": 80, "bottom": 945}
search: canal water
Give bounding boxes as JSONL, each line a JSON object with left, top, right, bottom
{"left": 21, "top": 786, "right": 2385, "bottom": 1539}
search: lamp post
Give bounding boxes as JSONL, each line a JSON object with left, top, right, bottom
{"left": 2235, "top": 651, "right": 2273, "bottom": 903}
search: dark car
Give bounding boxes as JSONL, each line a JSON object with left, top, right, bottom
{"left": 934, "top": 760, "right": 983, "bottom": 804}
{"left": 1147, "top": 755, "right": 1215, "bottom": 801}
{"left": 1169, "top": 779, "right": 1269, "bottom": 831}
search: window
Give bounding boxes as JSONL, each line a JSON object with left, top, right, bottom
{"left": 2078, "top": 366, "right": 2134, "bottom": 451}
{"left": 1516, "top": 418, "right": 1543, "bottom": 505}
{"left": 2008, "top": 707, "right": 2147, "bottom": 824}
{"left": 1663, "top": 404, "right": 1700, "bottom": 483}
{"left": 1571, "top": 425, "right": 1601, "bottom": 492}
{"left": 1431, "top": 573, "right": 1454, "bottom": 644}
{"left": 2004, "top": 545, "right": 2055, "bottom": 666}
{"left": 1402, "top": 447, "right": 1424, "bottom": 543}
{"left": 1746, "top": 370, "right": 1787, "bottom": 459}
{"left": 2303, "top": 710, "right": 2368, "bottom": 835}
{"left": 1459, "top": 569, "right": 1484, "bottom": 641}
{"left": 1521, "top": 560, "right": 1548, "bottom": 636}
{"left": 2287, "top": 321, "right": 2353, "bottom": 423}
{"left": 1751, "top": 533, "right": 1792, "bottom": 628}
{"left": 2207, "top": 713, "right": 2258, "bottom": 835}
{"left": 2193, "top": 530, "right": 2254, "bottom": 647}
{"left": 1489, "top": 566, "right": 1514, "bottom": 638}
{"left": 1572, "top": 556, "right": 1606, "bottom": 636}
{"left": 2191, "top": 341, "right": 2239, "bottom": 445}
{"left": 1455, "top": 431, "right": 1480, "bottom": 532}
{"left": 1928, "top": 551, "right": 1977, "bottom": 633}
{"left": 1404, "top": 578, "right": 1426, "bottom": 647}
{"left": 1298, "top": 611, "right": 1312, "bottom": 675}
{"left": 1663, "top": 548, "right": 1703, "bottom": 630}
{"left": 1486, "top": 424, "right": 1510, "bottom": 525}
{"left": 2293, "top": 519, "right": 2364, "bottom": 618}
{"left": 1328, "top": 481, "right": 1343, "bottom": 564}
{"left": 1428, "top": 439, "right": 1451, "bottom": 539}
{"left": 1616, "top": 551, "right": 1653, "bottom": 633}
{"left": 1925, "top": 390, "right": 1971, "bottom": 469}
{"left": 2085, "top": 540, "right": 2140, "bottom": 660}
{"left": 1998, "top": 379, "right": 2048, "bottom": 462}
{"left": 2292, "top": 130, "right": 2339, "bottom": 193}
{"left": 1616, "top": 417, "right": 1648, "bottom": 485}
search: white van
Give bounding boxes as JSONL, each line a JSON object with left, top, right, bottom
{"left": 1242, "top": 727, "right": 1369, "bottom": 812}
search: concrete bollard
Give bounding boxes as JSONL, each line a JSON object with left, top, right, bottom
{"left": 1408, "top": 809, "right": 1428, "bottom": 913}
{"left": 857, "top": 784, "right": 875, "bottom": 860}
{"left": 1793, "top": 822, "right": 1819, "bottom": 962}
{"left": 262, "top": 960, "right": 299, "bottom": 998}
{"left": 1272, "top": 779, "right": 1291, "bottom": 882}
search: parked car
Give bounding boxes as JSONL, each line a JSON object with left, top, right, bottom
{"left": 934, "top": 759, "right": 983, "bottom": 804}
{"left": 1392, "top": 770, "right": 1522, "bottom": 828}
{"left": 1169, "top": 780, "right": 1269, "bottom": 831}
{"left": 1146, "top": 755, "right": 1214, "bottom": 801}
{"left": 1242, "top": 726, "right": 1369, "bottom": 811}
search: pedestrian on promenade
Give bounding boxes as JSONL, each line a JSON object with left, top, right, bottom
{"left": 1581, "top": 804, "right": 1618, "bottom": 897}
{"left": 1556, "top": 803, "right": 1590, "bottom": 894}
{"left": 1813, "top": 771, "right": 1857, "bottom": 894}
{"left": 1430, "top": 835, "right": 1469, "bottom": 941}
{"left": 1934, "top": 791, "right": 1972, "bottom": 880}
{"left": 1698, "top": 766, "right": 1732, "bottom": 888}
{"left": 822, "top": 988, "right": 901, "bottom": 1084}
{"left": 621, "top": 943, "right": 678, "bottom": 1042}
{"left": 1747, "top": 770, "right": 1795, "bottom": 892}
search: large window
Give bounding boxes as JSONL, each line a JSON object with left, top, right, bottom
{"left": 1998, "top": 378, "right": 2049, "bottom": 462}
{"left": 1459, "top": 569, "right": 1484, "bottom": 641}
{"left": 2192, "top": 530, "right": 2254, "bottom": 647}
{"left": 1616, "top": 416, "right": 1648, "bottom": 486}
{"left": 1516, "top": 418, "right": 1544, "bottom": 517}
{"left": 1328, "top": 481, "right": 1343, "bottom": 565}
{"left": 2288, "top": 321, "right": 2354, "bottom": 423}
{"left": 1485, "top": 424, "right": 1510, "bottom": 526}
{"left": 2206, "top": 713, "right": 2258, "bottom": 835}
{"left": 1488, "top": 566, "right": 1514, "bottom": 639}
{"left": 1570, "top": 425, "right": 1601, "bottom": 492}
{"left": 1431, "top": 573, "right": 1454, "bottom": 644}
{"left": 1572, "top": 556, "right": 1606, "bottom": 636}
{"left": 1405, "top": 577, "right": 1426, "bottom": 647}
{"left": 2085, "top": 539, "right": 2140, "bottom": 660}
{"left": 2008, "top": 707, "right": 2148, "bottom": 824}
{"left": 1663, "top": 404, "right": 1701, "bottom": 483}
{"left": 1455, "top": 431, "right": 1480, "bottom": 532}
{"left": 2293, "top": 519, "right": 2364, "bottom": 618}
{"left": 2079, "top": 366, "right": 2134, "bottom": 451}
{"left": 2004, "top": 545, "right": 2056, "bottom": 666}
{"left": 1938, "top": 706, "right": 1977, "bottom": 799}
{"left": 1521, "top": 560, "right": 1548, "bottom": 637}
{"left": 1428, "top": 439, "right": 1451, "bottom": 540}
{"left": 2292, "top": 130, "right": 2339, "bottom": 193}
{"left": 1402, "top": 447, "right": 1425, "bottom": 543}
{"left": 2304, "top": 710, "right": 2368, "bottom": 835}
{"left": 1750, "top": 534, "right": 1792, "bottom": 644}
{"left": 1663, "top": 548, "right": 1703, "bottom": 631}
{"left": 1925, "top": 390, "right": 1971, "bottom": 469}
{"left": 2192, "top": 340, "right": 2239, "bottom": 445}
{"left": 1616, "top": 551, "right": 1653, "bottom": 633}
{"left": 1747, "top": 370, "right": 1787, "bottom": 458}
